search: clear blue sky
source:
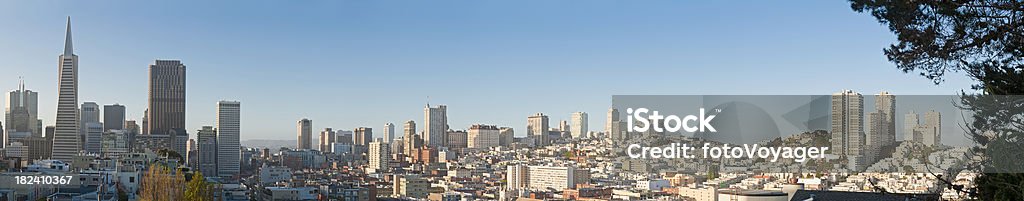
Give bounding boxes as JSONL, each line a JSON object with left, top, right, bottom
{"left": 0, "top": 0, "right": 975, "bottom": 141}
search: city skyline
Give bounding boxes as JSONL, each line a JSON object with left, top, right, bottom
{"left": 0, "top": 1, "right": 979, "bottom": 141}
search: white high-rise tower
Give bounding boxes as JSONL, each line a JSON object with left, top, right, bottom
{"left": 570, "top": 112, "right": 588, "bottom": 139}
{"left": 216, "top": 101, "right": 241, "bottom": 178}
{"left": 52, "top": 17, "right": 81, "bottom": 161}
{"left": 424, "top": 104, "right": 447, "bottom": 148}
{"left": 383, "top": 122, "right": 395, "bottom": 143}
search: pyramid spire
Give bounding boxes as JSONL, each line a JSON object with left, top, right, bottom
{"left": 63, "top": 16, "right": 73, "bottom": 56}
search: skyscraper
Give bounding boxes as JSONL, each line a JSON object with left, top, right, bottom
{"left": 146, "top": 60, "right": 187, "bottom": 136}
{"left": 866, "top": 91, "right": 896, "bottom": 163}
{"left": 196, "top": 126, "right": 218, "bottom": 177}
{"left": 81, "top": 102, "right": 100, "bottom": 125}
{"left": 605, "top": 108, "right": 619, "bottom": 133}
{"left": 80, "top": 102, "right": 100, "bottom": 147}
{"left": 354, "top": 127, "right": 373, "bottom": 146}
{"left": 527, "top": 113, "right": 549, "bottom": 146}
{"left": 873, "top": 91, "right": 896, "bottom": 148}
{"left": 217, "top": 101, "right": 241, "bottom": 178}
{"left": 403, "top": 120, "right": 416, "bottom": 155}
{"left": 368, "top": 138, "right": 390, "bottom": 173}
{"left": 424, "top": 104, "right": 447, "bottom": 148}
{"left": 5, "top": 79, "right": 39, "bottom": 138}
{"left": 831, "top": 90, "right": 865, "bottom": 170}
{"left": 570, "top": 112, "right": 588, "bottom": 139}
{"left": 318, "top": 128, "right": 335, "bottom": 152}
{"left": 52, "top": 17, "right": 81, "bottom": 161}
{"left": 103, "top": 104, "right": 125, "bottom": 132}
{"left": 84, "top": 122, "right": 102, "bottom": 154}
{"left": 297, "top": 118, "right": 312, "bottom": 149}
{"left": 383, "top": 122, "right": 395, "bottom": 143}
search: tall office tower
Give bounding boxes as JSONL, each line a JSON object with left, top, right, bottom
{"left": 605, "top": 108, "right": 619, "bottom": 133}
{"left": 570, "top": 112, "right": 588, "bottom": 139}
{"left": 125, "top": 120, "right": 140, "bottom": 134}
{"left": 468, "top": 124, "right": 499, "bottom": 149}
{"left": 923, "top": 110, "right": 941, "bottom": 146}
{"left": 216, "top": 101, "right": 241, "bottom": 178}
{"left": 446, "top": 130, "right": 468, "bottom": 149}
{"left": 874, "top": 91, "right": 896, "bottom": 148}
{"left": 336, "top": 130, "right": 353, "bottom": 144}
{"left": 499, "top": 127, "right": 514, "bottom": 146}
{"left": 559, "top": 120, "right": 570, "bottom": 132}
{"left": 866, "top": 91, "right": 896, "bottom": 163}
{"left": 52, "top": 17, "right": 81, "bottom": 161}
{"left": 403, "top": 120, "right": 416, "bottom": 155}
{"left": 368, "top": 138, "right": 390, "bottom": 173}
{"left": 318, "top": 128, "right": 335, "bottom": 152}
{"left": 354, "top": 127, "right": 373, "bottom": 146}
{"left": 831, "top": 90, "right": 865, "bottom": 169}
{"left": 297, "top": 118, "right": 312, "bottom": 149}
{"left": 6, "top": 79, "right": 39, "bottom": 138}
{"left": 103, "top": 104, "right": 125, "bottom": 131}
{"left": 904, "top": 111, "right": 919, "bottom": 141}
{"left": 196, "top": 126, "right": 218, "bottom": 177}
{"left": 84, "top": 122, "right": 102, "bottom": 154}
{"left": 424, "top": 104, "right": 448, "bottom": 148}
{"left": 187, "top": 138, "right": 196, "bottom": 167}
{"left": 80, "top": 102, "right": 100, "bottom": 146}
{"left": 81, "top": 102, "right": 100, "bottom": 125}
{"left": 146, "top": 60, "right": 186, "bottom": 135}
{"left": 527, "top": 113, "right": 550, "bottom": 146}
{"left": 831, "top": 90, "right": 865, "bottom": 156}
{"left": 141, "top": 109, "right": 148, "bottom": 134}
{"left": 383, "top": 122, "right": 395, "bottom": 143}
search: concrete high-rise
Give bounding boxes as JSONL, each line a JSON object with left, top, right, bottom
{"left": 383, "top": 122, "right": 395, "bottom": 143}
{"left": 146, "top": 60, "right": 186, "bottom": 135}
{"left": 866, "top": 91, "right": 896, "bottom": 163}
{"left": 318, "top": 128, "right": 335, "bottom": 152}
{"left": 196, "top": 126, "right": 218, "bottom": 177}
{"left": 81, "top": 102, "right": 100, "bottom": 125}
{"left": 52, "top": 17, "right": 81, "bottom": 161}
{"left": 80, "top": 102, "right": 100, "bottom": 147}
{"left": 103, "top": 104, "right": 125, "bottom": 132}
{"left": 906, "top": 110, "right": 942, "bottom": 146}
{"left": 217, "top": 101, "right": 241, "bottom": 178}
{"left": 84, "top": 122, "right": 102, "bottom": 154}
{"left": 605, "top": 108, "right": 619, "bottom": 133}
{"left": 147, "top": 60, "right": 186, "bottom": 154}
{"left": 872, "top": 91, "right": 896, "bottom": 148}
{"left": 570, "top": 112, "right": 588, "bottom": 139}
{"left": 831, "top": 90, "right": 865, "bottom": 170}
{"left": 446, "top": 130, "right": 467, "bottom": 149}
{"left": 368, "top": 138, "right": 390, "bottom": 173}
{"left": 527, "top": 113, "right": 549, "bottom": 146}
{"left": 403, "top": 120, "right": 417, "bottom": 155}
{"left": 5, "top": 79, "right": 39, "bottom": 138}
{"left": 354, "top": 127, "right": 372, "bottom": 146}
{"left": 297, "top": 118, "right": 312, "bottom": 149}
{"left": 424, "top": 104, "right": 448, "bottom": 148}
{"left": 468, "top": 124, "right": 499, "bottom": 149}
{"left": 904, "top": 111, "right": 919, "bottom": 142}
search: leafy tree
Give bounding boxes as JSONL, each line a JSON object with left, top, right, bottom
{"left": 850, "top": 0, "right": 1024, "bottom": 199}
{"left": 185, "top": 171, "right": 215, "bottom": 201}
{"left": 138, "top": 164, "right": 186, "bottom": 201}
{"left": 157, "top": 149, "right": 185, "bottom": 162}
